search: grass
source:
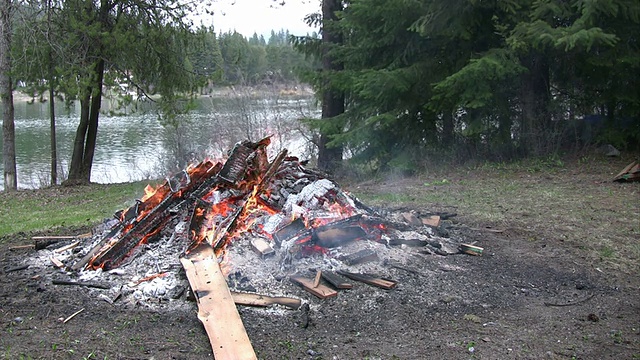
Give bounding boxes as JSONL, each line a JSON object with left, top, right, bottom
{"left": 351, "top": 154, "right": 640, "bottom": 273}
{"left": 0, "top": 181, "right": 148, "bottom": 241}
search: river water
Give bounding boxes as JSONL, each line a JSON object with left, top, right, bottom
{"left": 0, "top": 94, "right": 318, "bottom": 190}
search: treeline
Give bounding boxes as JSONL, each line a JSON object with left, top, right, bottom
{"left": 190, "top": 28, "right": 317, "bottom": 91}
{"left": 301, "top": 0, "right": 640, "bottom": 172}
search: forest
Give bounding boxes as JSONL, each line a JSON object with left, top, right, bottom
{"left": 1, "top": 0, "right": 639, "bottom": 191}
{"left": 300, "top": 0, "right": 640, "bottom": 173}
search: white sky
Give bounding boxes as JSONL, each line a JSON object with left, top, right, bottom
{"left": 202, "top": 0, "right": 320, "bottom": 38}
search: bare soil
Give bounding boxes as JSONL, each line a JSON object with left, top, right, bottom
{"left": 1, "top": 156, "right": 639, "bottom": 360}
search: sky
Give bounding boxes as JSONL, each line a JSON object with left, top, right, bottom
{"left": 204, "top": 0, "right": 320, "bottom": 38}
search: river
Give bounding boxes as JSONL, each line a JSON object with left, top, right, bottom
{"left": 0, "top": 93, "right": 318, "bottom": 190}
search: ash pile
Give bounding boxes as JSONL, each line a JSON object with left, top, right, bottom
{"left": 25, "top": 137, "right": 470, "bottom": 309}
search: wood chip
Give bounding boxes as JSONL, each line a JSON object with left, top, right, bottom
{"left": 50, "top": 256, "right": 65, "bottom": 269}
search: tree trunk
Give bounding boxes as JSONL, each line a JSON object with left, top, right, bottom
{"left": 441, "top": 110, "right": 454, "bottom": 147}
{"left": 317, "top": 0, "right": 344, "bottom": 173}
{"left": 65, "top": 58, "right": 105, "bottom": 185}
{"left": 519, "top": 52, "right": 550, "bottom": 156}
{"left": 0, "top": 0, "right": 16, "bottom": 191}
{"left": 49, "top": 73, "right": 57, "bottom": 186}
{"left": 66, "top": 91, "right": 91, "bottom": 185}
{"left": 47, "top": 0, "right": 57, "bottom": 186}
{"left": 82, "top": 58, "right": 105, "bottom": 179}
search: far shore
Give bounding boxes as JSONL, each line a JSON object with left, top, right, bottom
{"left": 11, "top": 83, "right": 315, "bottom": 104}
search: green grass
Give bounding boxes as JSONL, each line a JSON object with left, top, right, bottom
{"left": 0, "top": 181, "right": 148, "bottom": 240}
{"left": 352, "top": 154, "right": 640, "bottom": 273}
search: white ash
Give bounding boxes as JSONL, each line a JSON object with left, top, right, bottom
{"left": 22, "top": 200, "right": 464, "bottom": 312}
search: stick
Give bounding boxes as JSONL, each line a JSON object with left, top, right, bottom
{"left": 50, "top": 256, "right": 65, "bottom": 269}
{"left": 130, "top": 272, "right": 168, "bottom": 286}
{"left": 54, "top": 241, "right": 80, "bottom": 253}
{"left": 52, "top": 279, "right": 111, "bottom": 290}
{"left": 63, "top": 308, "right": 85, "bottom": 324}
{"left": 8, "top": 244, "right": 35, "bottom": 250}
{"left": 4, "top": 264, "right": 29, "bottom": 273}
{"left": 230, "top": 292, "right": 301, "bottom": 310}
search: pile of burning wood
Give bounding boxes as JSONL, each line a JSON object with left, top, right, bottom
{"left": 24, "top": 137, "right": 475, "bottom": 359}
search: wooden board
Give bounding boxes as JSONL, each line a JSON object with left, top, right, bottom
{"left": 421, "top": 215, "right": 441, "bottom": 227}
{"left": 180, "top": 246, "right": 257, "bottom": 360}
{"left": 337, "top": 271, "right": 397, "bottom": 290}
{"left": 290, "top": 275, "right": 338, "bottom": 299}
{"left": 230, "top": 292, "right": 301, "bottom": 310}
{"left": 321, "top": 271, "right": 352, "bottom": 289}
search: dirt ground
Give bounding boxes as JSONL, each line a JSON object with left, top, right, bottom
{"left": 1, "top": 157, "right": 639, "bottom": 360}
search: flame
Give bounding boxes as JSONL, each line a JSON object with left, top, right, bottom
{"left": 140, "top": 184, "right": 157, "bottom": 202}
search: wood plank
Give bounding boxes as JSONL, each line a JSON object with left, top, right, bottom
{"left": 340, "top": 249, "right": 378, "bottom": 266}
{"left": 54, "top": 241, "right": 80, "bottom": 253}
{"left": 421, "top": 215, "right": 441, "bottom": 227}
{"left": 230, "top": 292, "right": 301, "bottom": 310}
{"left": 180, "top": 246, "right": 257, "bottom": 360}
{"left": 313, "top": 270, "right": 322, "bottom": 288}
{"left": 320, "top": 271, "right": 352, "bottom": 289}
{"left": 337, "top": 271, "right": 397, "bottom": 290}
{"left": 290, "top": 275, "right": 338, "bottom": 299}
{"left": 460, "top": 243, "right": 483, "bottom": 256}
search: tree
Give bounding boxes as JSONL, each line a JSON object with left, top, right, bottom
{"left": 0, "top": 0, "right": 16, "bottom": 191}
{"left": 316, "top": 0, "right": 344, "bottom": 172}
{"left": 59, "top": 0, "right": 199, "bottom": 185}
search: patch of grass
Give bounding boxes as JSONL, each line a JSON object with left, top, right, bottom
{"left": 351, "top": 155, "right": 640, "bottom": 274}
{"left": 0, "top": 181, "right": 148, "bottom": 240}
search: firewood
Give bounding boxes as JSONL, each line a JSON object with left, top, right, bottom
{"left": 460, "top": 243, "right": 483, "bottom": 256}
{"left": 3, "top": 264, "right": 29, "bottom": 273}
{"left": 230, "top": 292, "right": 301, "bottom": 310}
{"left": 180, "top": 246, "right": 257, "bottom": 360}
{"left": 337, "top": 271, "right": 397, "bottom": 290}
{"left": 54, "top": 241, "right": 80, "bottom": 253}
{"left": 290, "top": 275, "right": 338, "bottom": 299}
{"left": 50, "top": 256, "right": 65, "bottom": 269}
{"left": 51, "top": 279, "right": 111, "bottom": 289}
{"left": 8, "top": 244, "right": 35, "bottom": 251}
{"left": 340, "top": 249, "right": 379, "bottom": 266}
{"left": 320, "top": 271, "right": 352, "bottom": 289}
{"left": 421, "top": 215, "right": 441, "bottom": 227}
{"left": 388, "top": 238, "right": 428, "bottom": 247}
{"left": 250, "top": 238, "right": 275, "bottom": 257}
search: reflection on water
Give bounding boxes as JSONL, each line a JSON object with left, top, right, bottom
{"left": 0, "top": 95, "right": 318, "bottom": 190}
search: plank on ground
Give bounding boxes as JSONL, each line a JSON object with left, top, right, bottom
{"left": 180, "top": 246, "right": 257, "bottom": 360}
